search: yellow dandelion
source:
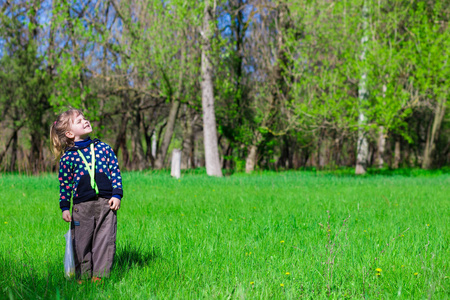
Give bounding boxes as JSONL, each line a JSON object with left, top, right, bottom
{"left": 426, "top": 224, "right": 430, "bottom": 227}
{"left": 375, "top": 268, "right": 382, "bottom": 272}
{"left": 250, "top": 282, "right": 254, "bottom": 285}
{"left": 249, "top": 252, "right": 252, "bottom": 255}
{"left": 280, "top": 240, "right": 285, "bottom": 244}
{"left": 401, "top": 265, "right": 405, "bottom": 268}
{"left": 401, "top": 235, "right": 405, "bottom": 237}
{"left": 229, "top": 219, "right": 232, "bottom": 221}
{"left": 210, "top": 260, "right": 212, "bottom": 262}
{"left": 4, "top": 222, "right": 7, "bottom": 224}
{"left": 280, "top": 283, "right": 284, "bottom": 287}
{"left": 285, "top": 272, "right": 290, "bottom": 275}
{"left": 376, "top": 273, "right": 381, "bottom": 276}
{"left": 328, "top": 229, "right": 331, "bottom": 232}
{"left": 414, "top": 272, "right": 418, "bottom": 276}
{"left": 364, "top": 230, "right": 367, "bottom": 232}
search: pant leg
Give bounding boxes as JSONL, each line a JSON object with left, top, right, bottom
{"left": 92, "top": 197, "right": 117, "bottom": 278}
{"left": 72, "top": 201, "right": 96, "bottom": 280}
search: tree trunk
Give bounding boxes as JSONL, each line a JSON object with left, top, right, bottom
{"left": 393, "top": 140, "right": 401, "bottom": 169}
{"left": 245, "top": 130, "right": 263, "bottom": 173}
{"left": 0, "top": 125, "right": 21, "bottom": 168}
{"left": 245, "top": 145, "right": 258, "bottom": 173}
{"left": 181, "top": 104, "right": 194, "bottom": 169}
{"left": 171, "top": 149, "right": 182, "bottom": 179}
{"left": 155, "top": 99, "right": 181, "bottom": 169}
{"left": 151, "top": 132, "right": 157, "bottom": 160}
{"left": 131, "top": 105, "right": 146, "bottom": 170}
{"left": 29, "top": 126, "right": 44, "bottom": 174}
{"left": 377, "top": 126, "right": 386, "bottom": 168}
{"left": 113, "top": 111, "right": 130, "bottom": 169}
{"left": 155, "top": 29, "right": 185, "bottom": 169}
{"left": 355, "top": 0, "right": 369, "bottom": 175}
{"left": 9, "top": 130, "right": 18, "bottom": 172}
{"left": 377, "top": 85, "right": 387, "bottom": 169}
{"left": 201, "top": 1, "right": 222, "bottom": 177}
{"left": 422, "top": 99, "right": 446, "bottom": 169}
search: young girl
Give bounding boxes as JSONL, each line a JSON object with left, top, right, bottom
{"left": 50, "top": 108, "right": 123, "bottom": 282}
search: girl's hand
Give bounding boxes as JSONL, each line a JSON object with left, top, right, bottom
{"left": 62, "top": 210, "right": 72, "bottom": 222}
{"left": 109, "top": 197, "right": 121, "bottom": 211}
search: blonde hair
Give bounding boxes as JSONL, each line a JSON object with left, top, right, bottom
{"left": 50, "top": 108, "right": 85, "bottom": 161}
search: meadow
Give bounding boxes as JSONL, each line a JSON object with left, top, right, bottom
{"left": 0, "top": 170, "right": 449, "bottom": 299}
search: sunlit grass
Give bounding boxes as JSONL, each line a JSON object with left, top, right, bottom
{"left": 0, "top": 170, "right": 449, "bottom": 299}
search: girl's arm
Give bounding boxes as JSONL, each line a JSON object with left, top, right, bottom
{"left": 59, "top": 155, "right": 74, "bottom": 212}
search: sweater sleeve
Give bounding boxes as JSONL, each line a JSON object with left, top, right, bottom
{"left": 106, "top": 145, "right": 123, "bottom": 198}
{"left": 59, "top": 155, "right": 74, "bottom": 211}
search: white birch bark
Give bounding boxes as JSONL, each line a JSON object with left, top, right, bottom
{"left": 201, "top": 0, "right": 222, "bottom": 177}
{"left": 151, "top": 130, "right": 157, "bottom": 159}
{"left": 377, "top": 85, "right": 387, "bottom": 168}
{"left": 355, "top": 0, "right": 369, "bottom": 175}
{"left": 171, "top": 149, "right": 181, "bottom": 179}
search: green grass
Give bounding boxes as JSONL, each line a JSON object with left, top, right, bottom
{"left": 0, "top": 170, "right": 449, "bottom": 299}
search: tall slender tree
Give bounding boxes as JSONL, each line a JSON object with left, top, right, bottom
{"left": 201, "top": 0, "right": 222, "bottom": 177}
{"left": 355, "top": 0, "right": 370, "bottom": 175}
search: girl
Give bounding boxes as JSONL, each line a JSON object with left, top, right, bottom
{"left": 50, "top": 108, "right": 123, "bottom": 283}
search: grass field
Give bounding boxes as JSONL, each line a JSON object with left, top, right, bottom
{"left": 0, "top": 170, "right": 449, "bottom": 299}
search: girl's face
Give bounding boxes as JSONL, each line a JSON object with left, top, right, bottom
{"left": 65, "top": 113, "right": 92, "bottom": 141}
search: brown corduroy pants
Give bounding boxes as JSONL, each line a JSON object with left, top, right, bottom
{"left": 71, "top": 197, "right": 117, "bottom": 279}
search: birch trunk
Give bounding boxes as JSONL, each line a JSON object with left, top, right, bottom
{"left": 355, "top": 0, "right": 369, "bottom": 175}
{"left": 377, "top": 85, "right": 387, "bottom": 168}
{"left": 422, "top": 99, "right": 446, "bottom": 169}
{"left": 201, "top": 0, "right": 222, "bottom": 177}
{"left": 171, "top": 149, "right": 181, "bottom": 179}
{"left": 151, "top": 131, "right": 157, "bottom": 160}
{"left": 377, "top": 126, "right": 386, "bottom": 168}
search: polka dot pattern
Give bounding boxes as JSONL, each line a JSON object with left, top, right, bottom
{"left": 58, "top": 141, "right": 123, "bottom": 210}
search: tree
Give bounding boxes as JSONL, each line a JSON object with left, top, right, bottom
{"left": 355, "top": 0, "right": 370, "bottom": 174}
{"left": 201, "top": 0, "right": 222, "bottom": 177}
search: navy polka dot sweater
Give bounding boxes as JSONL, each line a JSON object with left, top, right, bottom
{"left": 58, "top": 137, "right": 123, "bottom": 212}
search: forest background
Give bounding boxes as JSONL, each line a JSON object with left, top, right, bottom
{"left": 0, "top": 0, "right": 449, "bottom": 175}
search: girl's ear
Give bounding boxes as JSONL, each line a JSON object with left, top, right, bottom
{"left": 65, "top": 131, "right": 74, "bottom": 139}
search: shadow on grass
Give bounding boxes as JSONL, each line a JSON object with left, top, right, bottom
{"left": 0, "top": 254, "right": 80, "bottom": 299}
{"left": 0, "top": 244, "right": 161, "bottom": 299}
{"left": 113, "top": 243, "right": 161, "bottom": 278}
